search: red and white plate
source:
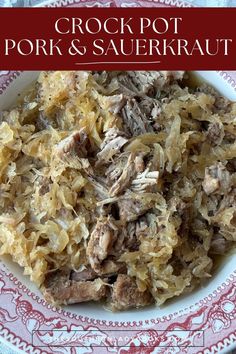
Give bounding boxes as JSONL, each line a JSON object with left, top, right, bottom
{"left": 0, "top": 2, "right": 236, "bottom": 354}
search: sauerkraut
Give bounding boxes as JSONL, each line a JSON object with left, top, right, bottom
{"left": 0, "top": 70, "right": 235, "bottom": 310}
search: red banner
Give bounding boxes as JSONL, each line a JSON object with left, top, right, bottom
{"left": 0, "top": 8, "right": 235, "bottom": 69}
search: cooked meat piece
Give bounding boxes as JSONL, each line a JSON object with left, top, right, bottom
{"left": 87, "top": 217, "right": 119, "bottom": 272}
{"left": 109, "top": 153, "right": 136, "bottom": 197}
{"left": 124, "top": 222, "right": 140, "bottom": 251}
{"left": 111, "top": 223, "right": 138, "bottom": 254}
{"left": 202, "top": 172, "right": 219, "bottom": 195}
{"left": 36, "top": 112, "right": 50, "bottom": 131}
{"left": 226, "top": 158, "right": 236, "bottom": 173}
{"left": 134, "top": 154, "right": 145, "bottom": 173}
{"left": 121, "top": 99, "right": 153, "bottom": 137}
{"left": 110, "top": 274, "right": 153, "bottom": 310}
{"left": 130, "top": 168, "right": 159, "bottom": 192}
{"left": 214, "top": 95, "right": 232, "bottom": 112}
{"left": 36, "top": 176, "right": 51, "bottom": 196}
{"left": 118, "top": 194, "right": 155, "bottom": 222}
{"left": 123, "top": 71, "right": 184, "bottom": 95}
{"left": 70, "top": 267, "right": 97, "bottom": 281}
{"left": 202, "top": 163, "right": 231, "bottom": 195}
{"left": 124, "top": 217, "right": 148, "bottom": 251}
{"left": 123, "top": 221, "right": 144, "bottom": 251}
{"left": 160, "top": 71, "right": 185, "bottom": 82}
{"left": 56, "top": 129, "right": 87, "bottom": 158}
{"left": 106, "top": 152, "right": 130, "bottom": 184}
{"left": 101, "top": 127, "right": 124, "bottom": 145}
{"left": 67, "top": 279, "right": 107, "bottom": 304}
{"left": 210, "top": 234, "right": 233, "bottom": 255}
{"left": 98, "top": 94, "right": 126, "bottom": 114}
{"left": 93, "top": 71, "right": 184, "bottom": 97}
{"left": 206, "top": 121, "right": 224, "bottom": 146}
{"left": 135, "top": 217, "right": 149, "bottom": 238}
{"left": 72, "top": 261, "right": 125, "bottom": 280}
{"left": 95, "top": 259, "right": 126, "bottom": 276}
{"left": 168, "top": 196, "right": 186, "bottom": 214}
{"left": 97, "top": 127, "right": 128, "bottom": 163}
{"left": 122, "top": 71, "right": 158, "bottom": 95}
{"left": 54, "top": 129, "right": 92, "bottom": 171}
{"left": 112, "top": 218, "right": 148, "bottom": 254}
{"left": 39, "top": 182, "right": 50, "bottom": 196}
{"left": 86, "top": 175, "right": 109, "bottom": 199}
{"left": 139, "top": 98, "right": 161, "bottom": 121}
{"left": 43, "top": 269, "right": 107, "bottom": 305}
{"left": 126, "top": 71, "right": 164, "bottom": 94}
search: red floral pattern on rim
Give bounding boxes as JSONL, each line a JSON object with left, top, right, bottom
{"left": 0, "top": 71, "right": 236, "bottom": 354}
{"left": 218, "top": 71, "right": 236, "bottom": 90}
{"left": 43, "top": 0, "right": 193, "bottom": 8}
{"left": 114, "top": 0, "right": 193, "bottom": 8}
{"left": 0, "top": 71, "right": 21, "bottom": 95}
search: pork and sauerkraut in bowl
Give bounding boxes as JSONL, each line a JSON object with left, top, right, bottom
{"left": 0, "top": 70, "right": 236, "bottom": 311}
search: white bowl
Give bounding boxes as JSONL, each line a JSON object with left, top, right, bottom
{"left": 0, "top": 70, "right": 236, "bottom": 354}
